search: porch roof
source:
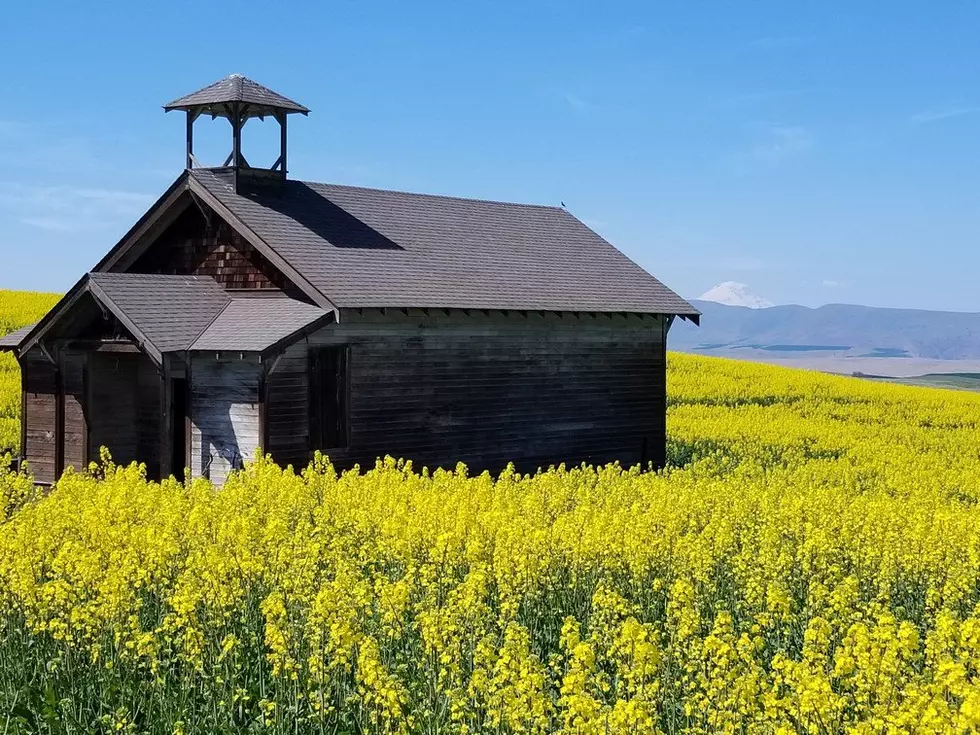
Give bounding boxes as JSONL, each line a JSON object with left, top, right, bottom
{"left": 88, "top": 272, "right": 230, "bottom": 354}
{"left": 12, "top": 273, "right": 329, "bottom": 364}
{"left": 0, "top": 324, "right": 37, "bottom": 351}
{"left": 190, "top": 298, "right": 331, "bottom": 353}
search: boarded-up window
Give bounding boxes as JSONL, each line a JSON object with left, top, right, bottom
{"left": 310, "top": 346, "right": 349, "bottom": 450}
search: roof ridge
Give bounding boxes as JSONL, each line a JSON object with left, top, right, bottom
{"left": 185, "top": 295, "right": 233, "bottom": 350}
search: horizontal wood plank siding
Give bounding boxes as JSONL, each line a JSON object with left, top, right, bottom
{"left": 22, "top": 352, "right": 57, "bottom": 484}
{"left": 88, "top": 352, "right": 160, "bottom": 475}
{"left": 265, "top": 311, "right": 667, "bottom": 474}
{"left": 61, "top": 351, "right": 87, "bottom": 473}
{"left": 265, "top": 350, "right": 309, "bottom": 469}
{"left": 190, "top": 357, "right": 261, "bottom": 484}
{"left": 137, "top": 357, "right": 162, "bottom": 479}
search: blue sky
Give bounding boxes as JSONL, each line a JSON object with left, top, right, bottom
{"left": 1, "top": 1, "right": 978, "bottom": 311}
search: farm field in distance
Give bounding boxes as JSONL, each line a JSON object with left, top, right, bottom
{"left": 3, "top": 290, "right": 980, "bottom": 730}
{"left": 0, "top": 290, "right": 59, "bottom": 452}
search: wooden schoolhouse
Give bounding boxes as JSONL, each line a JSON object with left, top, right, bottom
{"left": 0, "top": 75, "right": 699, "bottom": 484}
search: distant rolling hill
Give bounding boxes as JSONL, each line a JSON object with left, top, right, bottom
{"left": 670, "top": 300, "right": 980, "bottom": 362}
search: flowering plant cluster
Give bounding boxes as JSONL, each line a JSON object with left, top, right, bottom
{"left": 1, "top": 352, "right": 980, "bottom": 732}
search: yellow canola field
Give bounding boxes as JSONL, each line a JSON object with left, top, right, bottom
{"left": 2, "top": 352, "right": 980, "bottom": 733}
{"left": 0, "top": 289, "right": 59, "bottom": 452}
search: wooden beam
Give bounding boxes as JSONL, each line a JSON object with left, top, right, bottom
{"left": 186, "top": 110, "right": 194, "bottom": 169}
{"left": 279, "top": 112, "right": 287, "bottom": 181}
{"left": 63, "top": 339, "right": 140, "bottom": 353}
{"left": 230, "top": 104, "right": 241, "bottom": 168}
{"left": 258, "top": 368, "right": 267, "bottom": 454}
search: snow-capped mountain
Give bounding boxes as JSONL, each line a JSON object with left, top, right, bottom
{"left": 698, "top": 282, "right": 774, "bottom": 309}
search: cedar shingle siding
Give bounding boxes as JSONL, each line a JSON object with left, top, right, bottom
{"left": 131, "top": 207, "right": 303, "bottom": 295}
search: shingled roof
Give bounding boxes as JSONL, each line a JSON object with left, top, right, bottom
{"left": 8, "top": 273, "right": 330, "bottom": 362}
{"left": 0, "top": 324, "right": 36, "bottom": 350}
{"left": 164, "top": 74, "right": 309, "bottom": 116}
{"left": 189, "top": 169, "right": 699, "bottom": 317}
{"left": 89, "top": 273, "right": 230, "bottom": 355}
{"left": 189, "top": 298, "right": 330, "bottom": 352}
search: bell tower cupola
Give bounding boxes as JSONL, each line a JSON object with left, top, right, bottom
{"left": 164, "top": 74, "right": 309, "bottom": 191}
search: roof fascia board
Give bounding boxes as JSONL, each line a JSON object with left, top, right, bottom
{"left": 94, "top": 172, "right": 192, "bottom": 272}
{"left": 340, "top": 306, "right": 700, "bottom": 320}
{"left": 85, "top": 281, "right": 164, "bottom": 366}
{"left": 17, "top": 276, "right": 94, "bottom": 359}
{"left": 186, "top": 176, "right": 338, "bottom": 315}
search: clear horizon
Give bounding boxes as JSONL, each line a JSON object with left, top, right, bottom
{"left": 2, "top": 1, "right": 978, "bottom": 312}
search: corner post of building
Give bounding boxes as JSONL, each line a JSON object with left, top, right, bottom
{"left": 18, "top": 356, "right": 26, "bottom": 469}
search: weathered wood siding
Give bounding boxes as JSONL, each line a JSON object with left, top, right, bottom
{"left": 21, "top": 351, "right": 57, "bottom": 483}
{"left": 265, "top": 349, "right": 309, "bottom": 469}
{"left": 129, "top": 206, "right": 305, "bottom": 296}
{"left": 265, "top": 310, "right": 668, "bottom": 473}
{"left": 61, "top": 351, "right": 87, "bottom": 473}
{"left": 88, "top": 352, "right": 161, "bottom": 477}
{"left": 190, "top": 356, "right": 260, "bottom": 484}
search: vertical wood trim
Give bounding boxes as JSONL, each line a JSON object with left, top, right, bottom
{"left": 232, "top": 103, "right": 242, "bottom": 168}
{"left": 184, "top": 360, "right": 193, "bottom": 480}
{"left": 160, "top": 362, "right": 171, "bottom": 479}
{"left": 657, "top": 316, "right": 669, "bottom": 468}
{"left": 258, "top": 367, "right": 268, "bottom": 455}
{"left": 19, "top": 360, "right": 26, "bottom": 462}
{"left": 81, "top": 353, "right": 89, "bottom": 467}
{"left": 85, "top": 352, "right": 93, "bottom": 462}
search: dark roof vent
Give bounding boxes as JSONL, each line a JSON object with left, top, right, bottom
{"left": 164, "top": 74, "right": 309, "bottom": 192}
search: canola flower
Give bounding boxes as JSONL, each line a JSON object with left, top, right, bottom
{"left": 0, "top": 289, "right": 60, "bottom": 452}
{"left": 1, "top": 353, "right": 980, "bottom": 732}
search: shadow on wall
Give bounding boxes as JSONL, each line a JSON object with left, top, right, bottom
{"left": 197, "top": 384, "right": 249, "bottom": 482}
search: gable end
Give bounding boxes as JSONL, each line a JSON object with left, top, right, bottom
{"left": 127, "top": 204, "right": 307, "bottom": 298}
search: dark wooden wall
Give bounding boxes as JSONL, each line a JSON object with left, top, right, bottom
{"left": 264, "top": 349, "right": 309, "bottom": 469}
{"left": 265, "top": 310, "right": 669, "bottom": 474}
{"left": 61, "top": 352, "right": 86, "bottom": 473}
{"left": 128, "top": 206, "right": 305, "bottom": 297}
{"left": 86, "top": 352, "right": 161, "bottom": 478}
{"left": 21, "top": 351, "right": 57, "bottom": 484}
